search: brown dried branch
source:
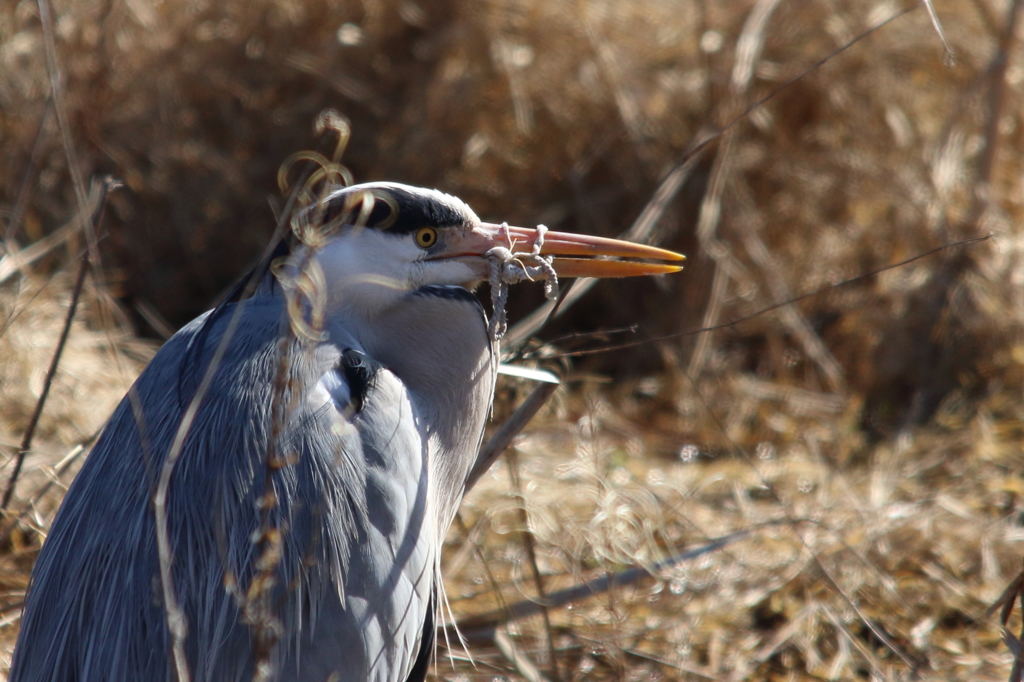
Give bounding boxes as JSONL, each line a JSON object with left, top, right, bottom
{"left": 467, "top": 380, "right": 560, "bottom": 491}
{"left": 505, "top": 449, "right": 560, "bottom": 680}
{"left": 1, "top": 177, "right": 115, "bottom": 510}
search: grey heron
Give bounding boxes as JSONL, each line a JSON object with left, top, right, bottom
{"left": 9, "top": 182, "right": 684, "bottom": 682}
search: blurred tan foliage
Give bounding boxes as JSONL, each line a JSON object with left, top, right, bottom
{"left": 3, "top": 0, "right": 1024, "bottom": 679}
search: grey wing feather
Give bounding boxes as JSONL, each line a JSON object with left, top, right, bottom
{"left": 10, "top": 295, "right": 436, "bottom": 682}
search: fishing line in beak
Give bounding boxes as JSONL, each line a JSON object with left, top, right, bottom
{"left": 485, "top": 223, "right": 559, "bottom": 340}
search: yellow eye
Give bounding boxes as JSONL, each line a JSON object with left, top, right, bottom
{"left": 415, "top": 227, "right": 438, "bottom": 249}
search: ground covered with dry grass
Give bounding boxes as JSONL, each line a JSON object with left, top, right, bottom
{"left": 3, "top": 0, "right": 1024, "bottom": 680}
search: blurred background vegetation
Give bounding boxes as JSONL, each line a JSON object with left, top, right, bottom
{"left": 3, "top": 0, "right": 1024, "bottom": 679}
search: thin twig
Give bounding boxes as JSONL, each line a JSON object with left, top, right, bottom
{"left": 454, "top": 512, "right": 513, "bottom": 620}
{"left": 505, "top": 3, "right": 921, "bottom": 351}
{"left": 37, "top": 0, "right": 95, "bottom": 261}
{"left": 453, "top": 531, "right": 749, "bottom": 634}
{"left": 466, "top": 381, "right": 559, "bottom": 490}
{"left": 989, "top": 558, "right": 1024, "bottom": 682}
{"left": 149, "top": 278, "right": 260, "bottom": 682}
{"left": 574, "top": 633, "right": 718, "bottom": 680}
{"left": 922, "top": 0, "right": 956, "bottom": 63}
{"left": 733, "top": 186, "right": 845, "bottom": 392}
{"left": 493, "top": 627, "right": 552, "bottom": 682}
{"left": 820, "top": 605, "right": 891, "bottom": 681}
{"left": 0, "top": 262, "right": 64, "bottom": 340}
{"left": 506, "top": 450, "right": 560, "bottom": 680}
{"left": 0, "top": 432, "right": 96, "bottom": 545}
{"left": 973, "top": 0, "right": 1023, "bottom": 215}
{"left": 39, "top": 0, "right": 142, "bottom": 424}
{"left": 505, "top": 151, "right": 706, "bottom": 348}
{"left": 0, "top": 178, "right": 115, "bottom": 509}
{"left": 561, "top": 235, "right": 991, "bottom": 358}
{"left": 683, "top": 372, "right": 922, "bottom": 673}
{"left": 148, "top": 160, "right": 311, "bottom": 682}
{"left": 0, "top": 251, "right": 88, "bottom": 510}
{"left": 242, "top": 117, "right": 355, "bottom": 680}
{"left": 1014, "top": 590, "right": 1024, "bottom": 682}
{"left": 0, "top": 217, "right": 85, "bottom": 285}
{"left": 2, "top": 96, "right": 52, "bottom": 247}
{"left": 689, "top": 0, "right": 780, "bottom": 380}
{"left": 150, "top": 117, "right": 348, "bottom": 682}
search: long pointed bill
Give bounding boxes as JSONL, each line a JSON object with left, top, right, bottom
{"left": 477, "top": 222, "right": 685, "bottom": 278}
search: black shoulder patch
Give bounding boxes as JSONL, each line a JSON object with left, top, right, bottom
{"left": 413, "top": 285, "right": 480, "bottom": 305}
{"left": 322, "top": 184, "right": 473, "bottom": 234}
{"left": 339, "top": 349, "right": 382, "bottom": 413}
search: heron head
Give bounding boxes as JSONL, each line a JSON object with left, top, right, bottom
{"left": 303, "top": 182, "right": 684, "bottom": 318}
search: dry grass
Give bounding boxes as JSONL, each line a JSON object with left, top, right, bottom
{"left": 447, "top": 376, "right": 1024, "bottom": 680}
{"left": 3, "top": 0, "right": 1024, "bottom": 679}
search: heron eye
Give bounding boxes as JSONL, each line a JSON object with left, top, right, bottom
{"left": 415, "top": 227, "right": 438, "bottom": 249}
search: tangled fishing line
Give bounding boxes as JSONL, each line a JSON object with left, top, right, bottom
{"left": 485, "top": 223, "right": 559, "bottom": 340}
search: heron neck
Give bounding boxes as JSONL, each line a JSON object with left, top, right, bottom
{"left": 350, "top": 288, "right": 497, "bottom": 525}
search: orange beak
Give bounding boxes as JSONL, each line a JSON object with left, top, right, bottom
{"left": 457, "top": 223, "right": 685, "bottom": 279}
